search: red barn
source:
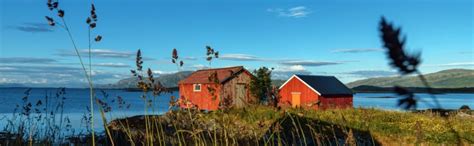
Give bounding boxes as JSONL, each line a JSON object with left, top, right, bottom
{"left": 279, "top": 75, "right": 353, "bottom": 109}
{"left": 178, "top": 66, "right": 257, "bottom": 110}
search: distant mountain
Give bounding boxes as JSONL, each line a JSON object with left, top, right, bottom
{"left": 0, "top": 83, "right": 25, "bottom": 87}
{"left": 99, "top": 71, "right": 193, "bottom": 89}
{"left": 272, "top": 79, "right": 285, "bottom": 87}
{"left": 102, "top": 71, "right": 287, "bottom": 89}
{"left": 347, "top": 69, "right": 474, "bottom": 89}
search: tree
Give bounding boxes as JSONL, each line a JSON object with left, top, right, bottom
{"left": 249, "top": 67, "right": 273, "bottom": 104}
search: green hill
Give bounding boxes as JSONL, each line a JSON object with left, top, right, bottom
{"left": 347, "top": 69, "right": 474, "bottom": 88}
{"left": 101, "top": 71, "right": 193, "bottom": 89}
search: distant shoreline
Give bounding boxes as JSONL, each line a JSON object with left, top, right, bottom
{"left": 352, "top": 85, "right": 474, "bottom": 94}
{"left": 0, "top": 87, "right": 180, "bottom": 92}
{"left": 2, "top": 86, "right": 474, "bottom": 94}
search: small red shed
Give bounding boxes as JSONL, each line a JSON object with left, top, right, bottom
{"left": 279, "top": 75, "right": 353, "bottom": 109}
{"left": 178, "top": 66, "right": 257, "bottom": 110}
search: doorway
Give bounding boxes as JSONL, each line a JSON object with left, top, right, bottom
{"left": 291, "top": 92, "right": 301, "bottom": 108}
{"left": 234, "top": 84, "right": 246, "bottom": 108}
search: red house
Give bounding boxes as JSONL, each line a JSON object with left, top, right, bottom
{"left": 279, "top": 75, "right": 353, "bottom": 109}
{"left": 178, "top": 66, "right": 257, "bottom": 110}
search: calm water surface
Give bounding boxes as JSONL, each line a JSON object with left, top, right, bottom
{"left": 0, "top": 88, "right": 473, "bottom": 132}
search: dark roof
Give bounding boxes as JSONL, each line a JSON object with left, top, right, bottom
{"left": 295, "top": 75, "right": 353, "bottom": 96}
{"left": 178, "top": 66, "right": 251, "bottom": 84}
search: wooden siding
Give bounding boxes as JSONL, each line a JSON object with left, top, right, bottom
{"left": 278, "top": 77, "right": 353, "bottom": 109}
{"left": 278, "top": 77, "right": 320, "bottom": 109}
{"left": 319, "top": 96, "right": 353, "bottom": 109}
{"left": 179, "top": 69, "right": 255, "bottom": 110}
{"left": 179, "top": 83, "right": 221, "bottom": 110}
{"left": 220, "top": 71, "right": 256, "bottom": 108}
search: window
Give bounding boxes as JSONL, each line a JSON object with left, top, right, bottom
{"left": 193, "top": 84, "right": 201, "bottom": 92}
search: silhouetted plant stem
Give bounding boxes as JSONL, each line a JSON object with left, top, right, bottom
{"left": 59, "top": 17, "right": 96, "bottom": 145}
{"left": 96, "top": 100, "right": 115, "bottom": 146}
{"left": 87, "top": 21, "right": 97, "bottom": 145}
{"left": 415, "top": 70, "right": 442, "bottom": 109}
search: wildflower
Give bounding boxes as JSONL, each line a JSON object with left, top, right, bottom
{"left": 172, "top": 48, "right": 178, "bottom": 60}
{"left": 47, "top": 3, "right": 53, "bottom": 10}
{"left": 52, "top": 2, "right": 58, "bottom": 8}
{"left": 58, "top": 9, "right": 64, "bottom": 17}
{"left": 136, "top": 49, "right": 143, "bottom": 71}
{"left": 91, "top": 13, "right": 97, "bottom": 20}
{"left": 206, "top": 46, "right": 214, "bottom": 56}
{"left": 45, "top": 16, "right": 55, "bottom": 26}
{"left": 147, "top": 68, "right": 154, "bottom": 83}
{"left": 86, "top": 17, "right": 91, "bottom": 24}
{"left": 89, "top": 23, "right": 96, "bottom": 28}
{"left": 90, "top": 4, "right": 97, "bottom": 21}
{"left": 91, "top": 4, "right": 96, "bottom": 11}
{"left": 94, "top": 35, "right": 102, "bottom": 42}
{"left": 131, "top": 70, "right": 137, "bottom": 76}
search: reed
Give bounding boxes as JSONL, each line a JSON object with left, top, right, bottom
{"left": 44, "top": 0, "right": 104, "bottom": 145}
{"left": 2, "top": 96, "right": 472, "bottom": 145}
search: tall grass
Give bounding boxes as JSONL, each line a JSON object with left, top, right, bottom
{"left": 44, "top": 1, "right": 107, "bottom": 145}
{"left": 2, "top": 2, "right": 472, "bottom": 145}
{"left": 107, "top": 105, "right": 473, "bottom": 145}
{"left": 1, "top": 88, "right": 473, "bottom": 145}
{"left": 0, "top": 88, "right": 77, "bottom": 145}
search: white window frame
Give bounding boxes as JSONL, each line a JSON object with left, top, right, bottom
{"left": 193, "top": 84, "right": 202, "bottom": 92}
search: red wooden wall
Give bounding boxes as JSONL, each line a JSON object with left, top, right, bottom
{"left": 278, "top": 77, "right": 320, "bottom": 109}
{"left": 278, "top": 77, "right": 353, "bottom": 109}
{"left": 179, "top": 83, "right": 221, "bottom": 110}
{"left": 319, "top": 95, "right": 353, "bottom": 109}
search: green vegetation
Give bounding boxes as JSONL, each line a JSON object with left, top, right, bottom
{"left": 99, "top": 71, "right": 288, "bottom": 90}
{"left": 107, "top": 106, "right": 474, "bottom": 145}
{"left": 250, "top": 67, "right": 274, "bottom": 103}
{"left": 99, "top": 71, "right": 193, "bottom": 89}
{"left": 347, "top": 69, "right": 474, "bottom": 88}
{"left": 1, "top": 89, "right": 473, "bottom": 145}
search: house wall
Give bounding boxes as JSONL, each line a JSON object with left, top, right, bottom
{"left": 319, "top": 95, "right": 353, "bottom": 109}
{"left": 278, "top": 77, "right": 320, "bottom": 109}
{"left": 179, "top": 83, "right": 221, "bottom": 110}
{"left": 220, "top": 71, "right": 256, "bottom": 108}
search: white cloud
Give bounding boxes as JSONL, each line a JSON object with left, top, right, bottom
{"left": 0, "top": 57, "right": 57, "bottom": 64}
{"left": 272, "top": 65, "right": 311, "bottom": 79}
{"left": 183, "top": 56, "right": 198, "bottom": 60}
{"left": 345, "top": 70, "right": 398, "bottom": 78}
{"left": 332, "top": 48, "right": 384, "bottom": 53}
{"left": 267, "top": 6, "right": 311, "bottom": 18}
{"left": 152, "top": 70, "right": 177, "bottom": 75}
{"left": 219, "top": 54, "right": 262, "bottom": 61}
{"left": 0, "top": 65, "right": 129, "bottom": 87}
{"left": 56, "top": 49, "right": 135, "bottom": 59}
{"left": 274, "top": 65, "right": 306, "bottom": 72}
{"left": 192, "top": 64, "right": 208, "bottom": 70}
{"left": 94, "top": 62, "right": 130, "bottom": 68}
{"left": 425, "top": 62, "right": 474, "bottom": 67}
{"left": 279, "top": 60, "right": 342, "bottom": 67}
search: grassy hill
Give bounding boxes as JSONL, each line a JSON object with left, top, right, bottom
{"left": 100, "top": 71, "right": 193, "bottom": 89}
{"left": 103, "top": 71, "right": 287, "bottom": 89}
{"left": 347, "top": 69, "right": 474, "bottom": 88}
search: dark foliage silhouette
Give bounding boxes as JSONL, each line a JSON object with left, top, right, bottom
{"left": 379, "top": 17, "right": 441, "bottom": 109}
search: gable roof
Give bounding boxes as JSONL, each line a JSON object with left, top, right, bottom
{"left": 178, "top": 66, "right": 251, "bottom": 84}
{"left": 280, "top": 74, "right": 353, "bottom": 96}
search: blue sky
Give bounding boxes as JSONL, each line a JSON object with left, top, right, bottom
{"left": 0, "top": 0, "right": 472, "bottom": 87}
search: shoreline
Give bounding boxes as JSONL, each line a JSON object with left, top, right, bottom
{"left": 3, "top": 86, "right": 474, "bottom": 93}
